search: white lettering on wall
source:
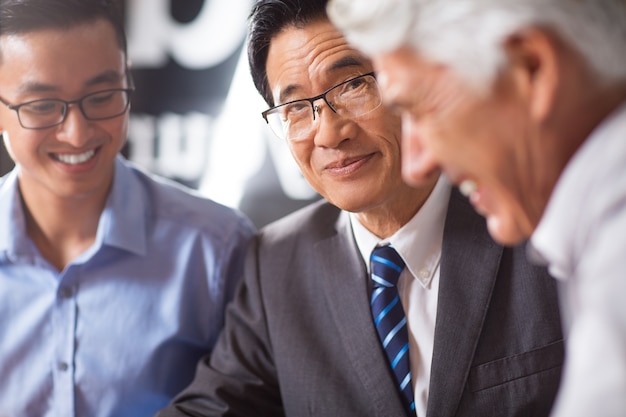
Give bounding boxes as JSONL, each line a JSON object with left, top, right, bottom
{"left": 126, "top": 0, "right": 251, "bottom": 69}
{"left": 128, "top": 112, "right": 213, "bottom": 181}
{"left": 123, "top": 0, "right": 317, "bottom": 210}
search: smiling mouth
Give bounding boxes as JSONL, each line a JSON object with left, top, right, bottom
{"left": 325, "top": 153, "right": 375, "bottom": 172}
{"left": 52, "top": 149, "right": 97, "bottom": 165}
{"left": 458, "top": 178, "right": 491, "bottom": 216}
{"left": 459, "top": 179, "right": 478, "bottom": 197}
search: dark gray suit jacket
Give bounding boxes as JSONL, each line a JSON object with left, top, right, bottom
{"left": 158, "top": 190, "right": 563, "bottom": 417}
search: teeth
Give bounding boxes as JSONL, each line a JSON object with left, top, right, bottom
{"left": 459, "top": 179, "right": 478, "bottom": 197}
{"left": 56, "top": 150, "right": 96, "bottom": 165}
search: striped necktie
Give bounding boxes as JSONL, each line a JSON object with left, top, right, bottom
{"left": 370, "top": 245, "right": 416, "bottom": 416}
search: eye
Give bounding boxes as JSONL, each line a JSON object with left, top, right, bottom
{"left": 21, "top": 100, "right": 61, "bottom": 115}
{"left": 336, "top": 76, "right": 373, "bottom": 98}
{"left": 281, "top": 101, "right": 310, "bottom": 121}
{"left": 345, "top": 77, "right": 367, "bottom": 91}
{"left": 85, "top": 90, "right": 116, "bottom": 106}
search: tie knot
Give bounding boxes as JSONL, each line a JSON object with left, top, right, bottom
{"left": 370, "top": 245, "right": 405, "bottom": 287}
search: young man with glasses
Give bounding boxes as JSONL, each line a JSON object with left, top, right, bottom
{"left": 158, "top": 0, "right": 563, "bottom": 416}
{"left": 0, "top": 1, "right": 254, "bottom": 416}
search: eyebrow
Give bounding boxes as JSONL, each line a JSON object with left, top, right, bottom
{"left": 15, "top": 69, "right": 125, "bottom": 95}
{"left": 277, "top": 55, "right": 368, "bottom": 104}
{"left": 85, "top": 69, "right": 124, "bottom": 86}
{"left": 328, "top": 55, "right": 366, "bottom": 72}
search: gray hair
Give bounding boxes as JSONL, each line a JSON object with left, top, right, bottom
{"left": 328, "top": 0, "right": 626, "bottom": 93}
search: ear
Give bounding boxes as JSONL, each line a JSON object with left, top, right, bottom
{"left": 1, "top": 130, "right": 14, "bottom": 161}
{"left": 503, "top": 27, "right": 561, "bottom": 123}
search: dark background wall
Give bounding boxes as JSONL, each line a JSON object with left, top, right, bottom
{"left": 0, "top": 0, "right": 319, "bottom": 228}
{"left": 0, "top": 142, "right": 10, "bottom": 177}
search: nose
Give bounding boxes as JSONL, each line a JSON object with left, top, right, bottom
{"left": 55, "top": 104, "right": 93, "bottom": 147}
{"left": 401, "top": 115, "right": 440, "bottom": 185}
{"left": 312, "top": 101, "right": 356, "bottom": 148}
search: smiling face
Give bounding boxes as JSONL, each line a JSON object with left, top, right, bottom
{"left": 0, "top": 18, "right": 129, "bottom": 205}
{"left": 265, "top": 19, "right": 437, "bottom": 232}
{"left": 373, "top": 45, "right": 539, "bottom": 245}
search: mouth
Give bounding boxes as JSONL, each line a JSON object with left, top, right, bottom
{"left": 324, "top": 153, "right": 375, "bottom": 175}
{"left": 458, "top": 178, "right": 491, "bottom": 216}
{"left": 51, "top": 148, "right": 98, "bottom": 166}
{"left": 459, "top": 178, "right": 478, "bottom": 198}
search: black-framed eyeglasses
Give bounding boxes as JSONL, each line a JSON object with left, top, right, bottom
{"left": 262, "top": 72, "right": 382, "bottom": 142}
{"left": 0, "top": 88, "right": 135, "bottom": 130}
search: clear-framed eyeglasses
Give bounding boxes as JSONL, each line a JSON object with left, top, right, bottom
{"left": 262, "top": 72, "right": 382, "bottom": 142}
{"left": 0, "top": 88, "right": 135, "bottom": 130}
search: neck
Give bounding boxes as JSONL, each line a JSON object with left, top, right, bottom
{"left": 528, "top": 68, "right": 626, "bottom": 230}
{"left": 18, "top": 179, "right": 109, "bottom": 271}
{"left": 356, "top": 173, "right": 439, "bottom": 238}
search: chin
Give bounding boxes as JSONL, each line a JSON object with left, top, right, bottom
{"left": 486, "top": 214, "right": 529, "bottom": 247}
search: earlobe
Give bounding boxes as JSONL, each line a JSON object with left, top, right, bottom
{"left": 504, "top": 27, "right": 560, "bottom": 123}
{"left": 1, "top": 130, "right": 15, "bottom": 160}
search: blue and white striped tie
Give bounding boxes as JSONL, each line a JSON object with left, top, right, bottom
{"left": 370, "top": 245, "right": 416, "bottom": 416}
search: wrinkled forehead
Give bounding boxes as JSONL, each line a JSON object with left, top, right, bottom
{"left": 266, "top": 19, "right": 373, "bottom": 103}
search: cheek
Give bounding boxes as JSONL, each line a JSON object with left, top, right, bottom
{"left": 96, "top": 116, "right": 129, "bottom": 155}
{"left": 417, "top": 118, "right": 466, "bottom": 164}
{"left": 288, "top": 142, "right": 316, "bottom": 179}
{"left": 401, "top": 116, "right": 426, "bottom": 156}
{"left": 2, "top": 129, "right": 42, "bottom": 161}
{"left": 431, "top": 99, "right": 502, "bottom": 164}
{"left": 113, "top": 117, "right": 129, "bottom": 150}
{"left": 0, "top": 114, "right": 22, "bottom": 142}
{"left": 367, "top": 111, "right": 402, "bottom": 148}
{"left": 381, "top": 125, "right": 402, "bottom": 163}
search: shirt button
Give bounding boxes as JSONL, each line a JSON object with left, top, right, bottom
{"left": 59, "top": 287, "right": 73, "bottom": 298}
{"left": 57, "top": 361, "right": 69, "bottom": 372}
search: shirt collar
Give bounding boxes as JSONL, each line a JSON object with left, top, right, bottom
{"left": 0, "top": 156, "right": 147, "bottom": 261}
{"left": 0, "top": 168, "right": 32, "bottom": 258}
{"left": 98, "top": 156, "right": 148, "bottom": 256}
{"left": 350, "top": 175, "right": 451, "bottom": 288}
{"left": 531, "top": 100, "right": 626, "bottom": 280}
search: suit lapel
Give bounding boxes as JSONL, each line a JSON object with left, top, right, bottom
{"left": 426, "top": 190, "right": 503, "bottom": 417}
{"left": 317, "top": 209, "right": 408, "bottom": 417}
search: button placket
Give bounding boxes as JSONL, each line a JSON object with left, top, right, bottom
{"left": 52, "top": 278, "right": 78, "bottom": 416}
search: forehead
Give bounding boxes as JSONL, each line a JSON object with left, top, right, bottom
{"left": 373, "top": 47, "right": 427, "bottom": 98}
{"left": 265, "top": 19, "right": 373, "bottom": 101}
{"left": 373, "top": 46, "right": 457, "bottom": 109}
{"left": 0, "top": 19, "right": 125, "bottom": 94}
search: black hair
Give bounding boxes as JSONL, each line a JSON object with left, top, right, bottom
{"left": 0, "top": 0, "right": 127, "bottom": 61}
{"left": 248, "top": 0, "right": 329, "bottom": 106}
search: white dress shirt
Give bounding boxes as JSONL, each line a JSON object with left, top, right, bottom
{"left": 350, "top": 175, "right": 451, "bottom": 417}
{"left": 531, "top": 101, "right": 626, "bottom": 417}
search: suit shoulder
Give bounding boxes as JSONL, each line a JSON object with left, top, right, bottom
{"left": 259, "top": 199, "right": 341, "bottom": 242}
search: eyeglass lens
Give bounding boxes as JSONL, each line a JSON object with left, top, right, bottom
{"left": 16, "top": 89, "right": 131, "bottom": 129}
{"left": 265, "top": 74, "right": 381, "bottom": 141}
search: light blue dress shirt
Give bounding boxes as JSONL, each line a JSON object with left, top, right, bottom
{"left": 0, "top": 156, "right": 255, "bottom": 417}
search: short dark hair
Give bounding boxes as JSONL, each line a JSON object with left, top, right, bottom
{"left": 0, "top": 0, "right": 127, "bottom": 63}
{"left": 248, "top": 0, "right": 329, "bottom": 106}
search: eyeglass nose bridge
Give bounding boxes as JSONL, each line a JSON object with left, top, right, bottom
{"left": 58, "top": 98, "right": 90, "bottom": 124}
{"left": 310, "top": 93, "right": 338, "bottom": 121}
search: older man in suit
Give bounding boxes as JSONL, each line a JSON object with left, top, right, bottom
{"left": 157, "top": 0, "right": 563, "bottom": 416}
